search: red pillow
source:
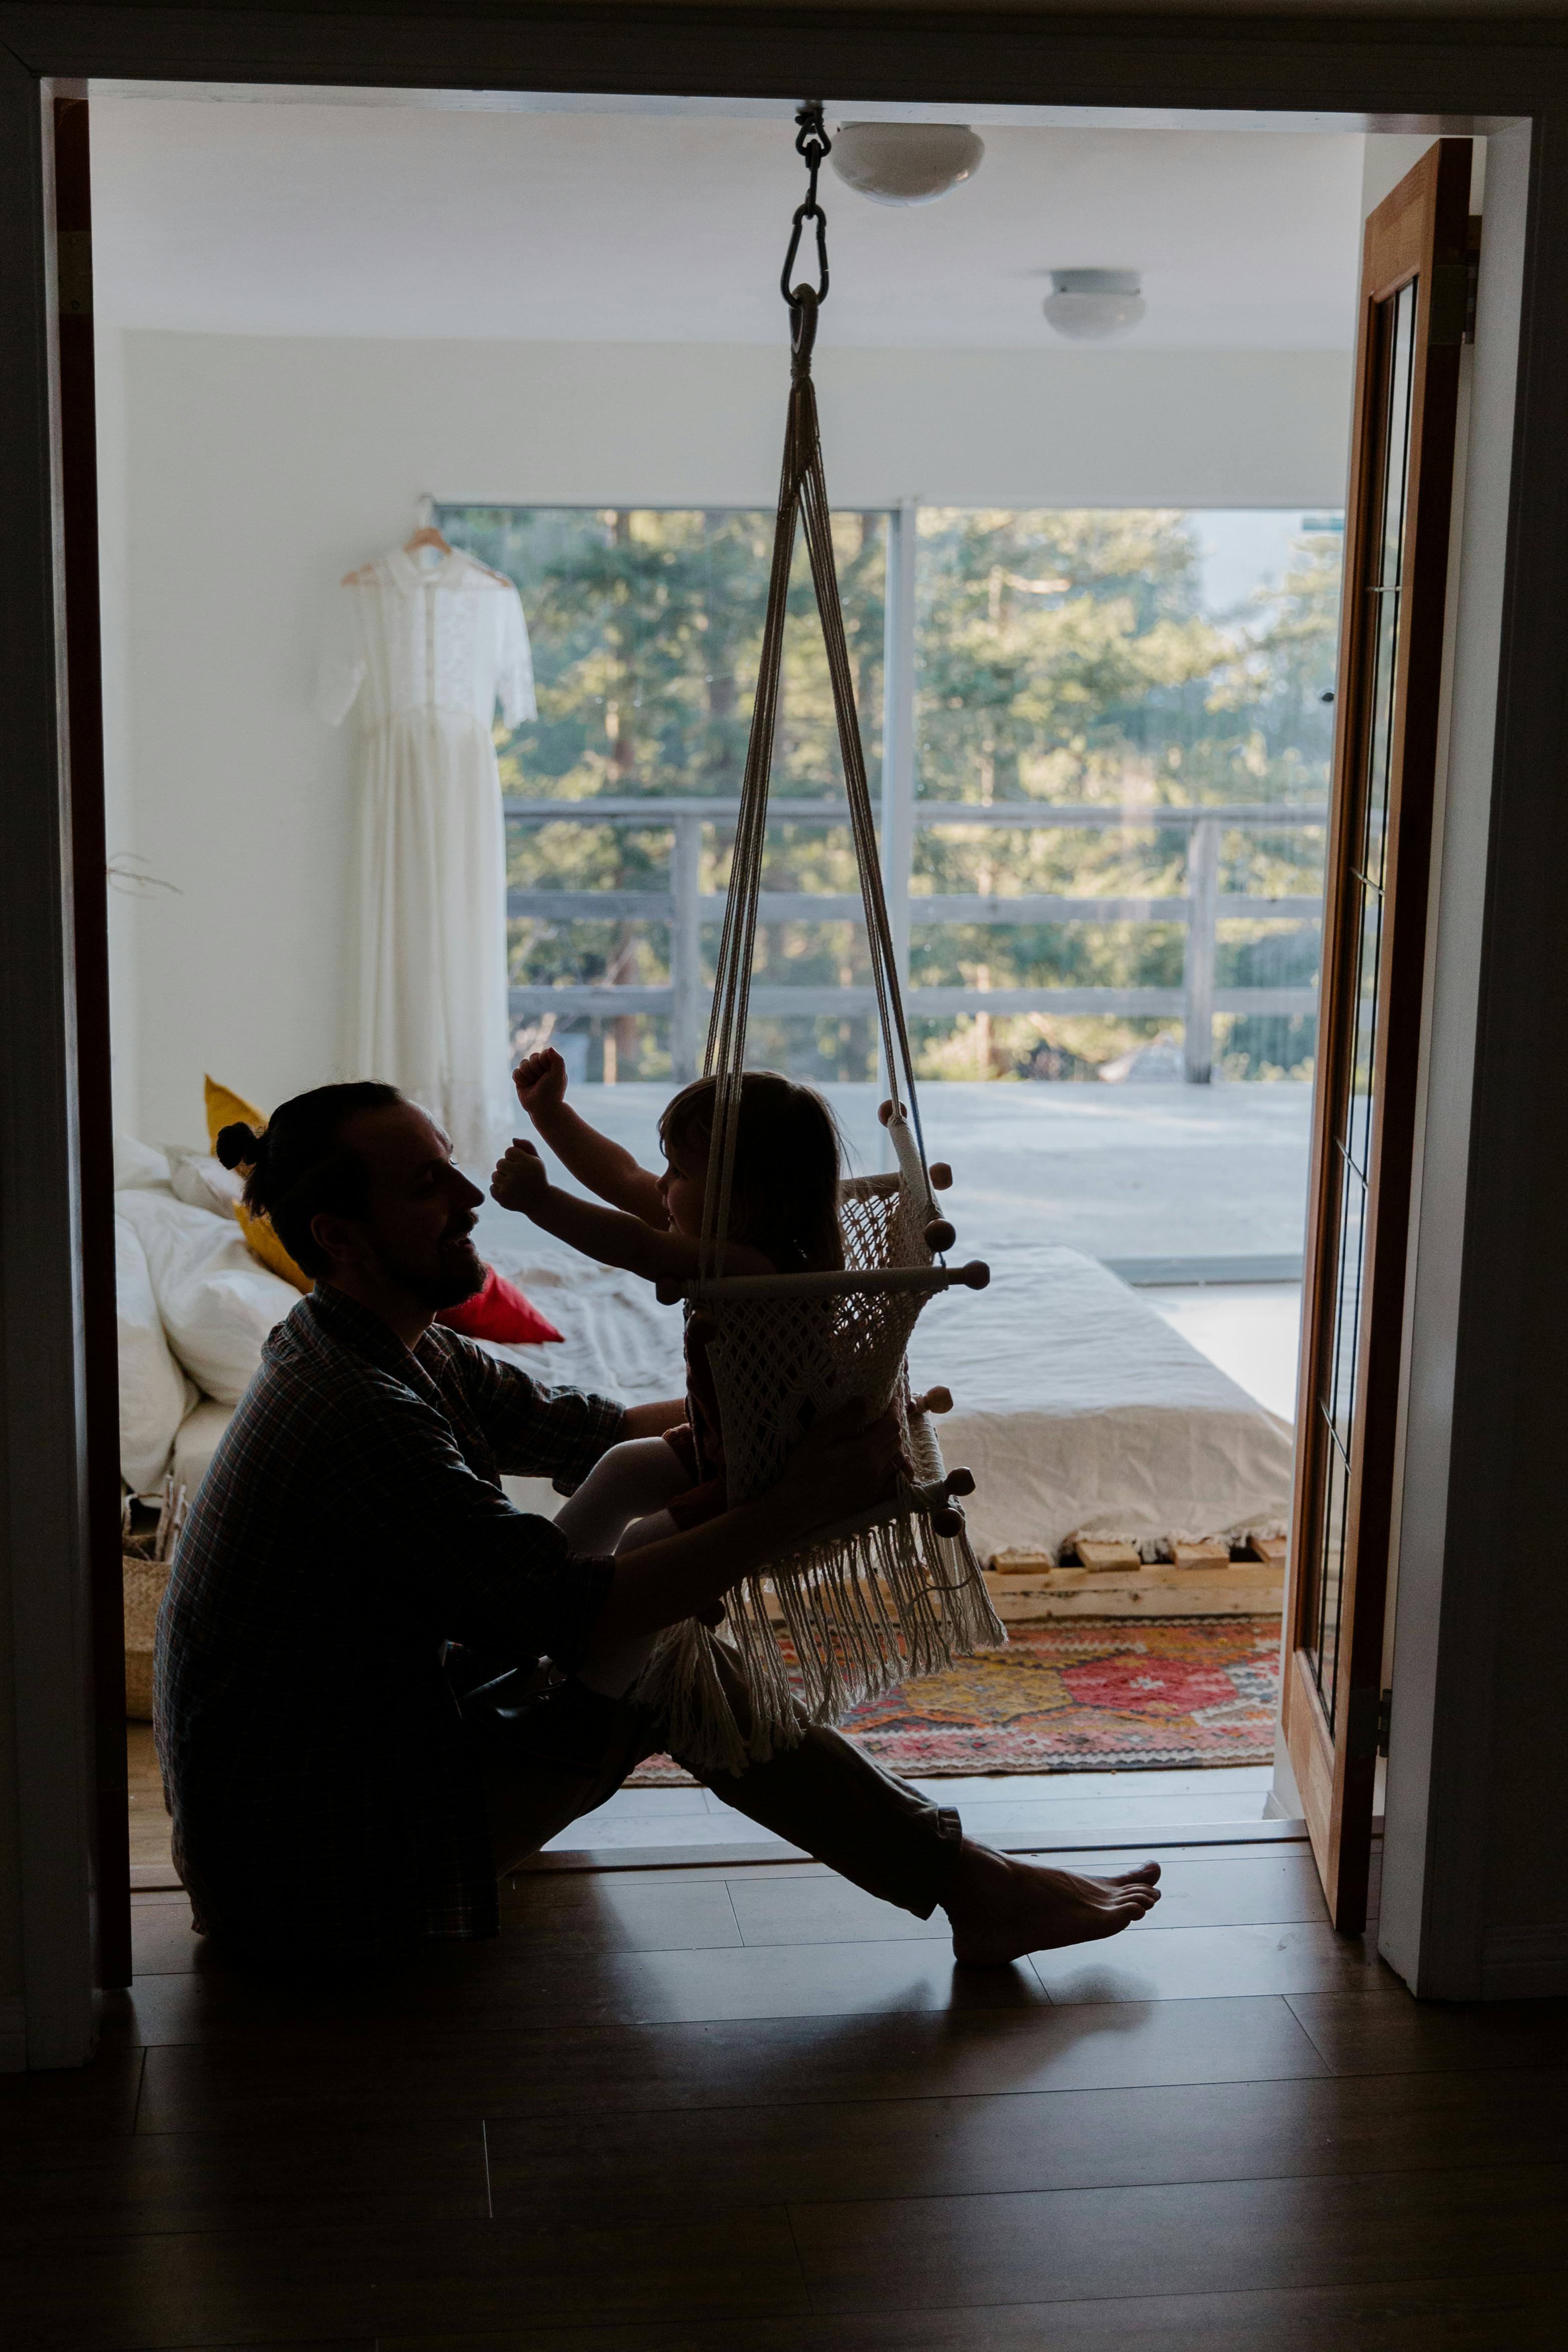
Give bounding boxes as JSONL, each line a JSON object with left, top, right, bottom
{"left": 436, "top": 1265, "right": 563, "bottom": 1345}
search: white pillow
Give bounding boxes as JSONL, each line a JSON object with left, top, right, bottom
{"left": 115, "top": 1188, "right": 300, "bottom": 1405}
{"left": 114, "top": 1132, "right": 171, "bottom": 1192}
{"left": 166, "top": 1146, "right": 245, "bottom": 1221}
{"left": 173, "top": 1396, "right": 235, "bottom": 1501}
{"left": 115, "top": 1212, "right": 197, "bottom": 1491}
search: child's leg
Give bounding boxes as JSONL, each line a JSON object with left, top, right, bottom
{"left": 617, "top": 1507, "right": 678, "bottom": 1554}
{"left": 551, "top": 1437, "right": 693, "bottom": 1557}
{"left": 575, "top": 1503, "right": 683, "bottom": 1699}
{"left": 555, "top": 1443, "right": 693, "bottom": 1701}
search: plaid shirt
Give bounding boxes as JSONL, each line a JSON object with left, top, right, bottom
{"left": 155, "top": 1285, "right": 625, "bottom": 1967}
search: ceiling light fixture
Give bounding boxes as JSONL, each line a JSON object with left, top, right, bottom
{"left": 829, "top": 122, "right": 984, "bottom": 207}
{"left": 1041, "top": 268, "right": 1146, "bottom": 342}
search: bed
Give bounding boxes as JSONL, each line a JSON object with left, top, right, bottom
{"left": 116, "top": 1142, "right": 1295, "bottom": 1564}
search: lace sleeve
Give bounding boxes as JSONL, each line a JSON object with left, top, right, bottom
{"left": 313, "top": 584, "right": 367, "bottom": 726}
{"left": 496, "top": 581, "right": 538, "bottom": 730}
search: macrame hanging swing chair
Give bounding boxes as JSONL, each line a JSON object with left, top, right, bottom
{"left": 639, "top": 106, "right": 1006, "bottom": 1776}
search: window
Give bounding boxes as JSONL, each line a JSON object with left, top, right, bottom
{"left": 439, "top": 502, "right": 1340, "bottom": 1086}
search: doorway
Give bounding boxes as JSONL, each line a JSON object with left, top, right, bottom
{"left": 0, "top": 23, "right": 1542, "bottom": 2060}
{"left": 90, "top": 96, "right": 1460, "bottom": 1880}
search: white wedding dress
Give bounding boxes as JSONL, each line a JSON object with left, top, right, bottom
{"left": 316, "top": 545, "right": 536, "bottom": 1169}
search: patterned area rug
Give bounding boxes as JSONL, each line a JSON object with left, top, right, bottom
{"left": 626, "top": 1615, "right": 1282, "bottom": 1784}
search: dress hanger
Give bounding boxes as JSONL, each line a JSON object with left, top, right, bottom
{"left": 341, "top": 523, "right": 450, "bottom": 588}
{"left": 341, "top": 503, "right": 510, "bottom": 590}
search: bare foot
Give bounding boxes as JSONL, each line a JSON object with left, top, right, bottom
{"left": 944, "top": 1842, "right": 1161, "bottom": 1966}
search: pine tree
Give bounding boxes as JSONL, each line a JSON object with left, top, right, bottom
{"left": 444, "top": 503, "right": 1337, "bottom": 1086}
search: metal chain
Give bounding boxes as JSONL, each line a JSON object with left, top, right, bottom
{"left": 779, "top": 100, "right": 831, "bottom": 308}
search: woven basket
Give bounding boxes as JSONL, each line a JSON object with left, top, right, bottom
{"left": 123, "top": 1552, "right": 170, "bottom": 1722}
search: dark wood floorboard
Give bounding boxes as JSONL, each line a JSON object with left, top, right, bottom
{"left": 726, "top": 1851, "right": 1344, "bottom": 1945}
{"left": 100, "top": 1926, "right": 1050, "bottom": 2052}
{"left": 131, "top": 1878, "right": 749, "bottom": 1974}
{"left": 374, "top": 2268, "right": 1568, "bottom": 2349}
{"left": 0, "top": 2206, "right": 808, "bottom": 2350}
{"left": 482, "top": 2064, "right": 1568, "bottom": 2222}
{"left": 1028, "top": 1917, "right": 1396, "bottom": 2004}
{"left": 787, "top": 2161, "right": 1568, "bottom": 2312}
{"left": 145, "top": 2341, "right": 367, "bottom": 2352}
{"left": 0, "top": 2049, "right": 143, "bottom": 2141}
{"left": 133, "top": 2342, "right": 363, "bottom": 2352}
{"left": 0, "top": 2122, "right": 487, "bottom": 2245}
{"left": 133, "top": 1996, "right": 1330, "bottom": 2136}
{"left": 13, "top": 1838, "right": 1567, "bottom": 2349}
{"left": 1287, "top": 1989, "right": 1568, "bottom": 2074}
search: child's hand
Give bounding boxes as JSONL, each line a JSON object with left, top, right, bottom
{"left": 513, "top": 1048, "right": 568, "bottom": 1121}
{"left": 490, "top": 1140, "right": 551, "bottom": 1218}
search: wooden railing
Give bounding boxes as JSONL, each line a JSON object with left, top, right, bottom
{"left": 504, "top": 795, "right": 1326, "bottom": 1084}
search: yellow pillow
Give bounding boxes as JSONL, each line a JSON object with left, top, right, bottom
{"left": 203, "top": 1073, "right": 267, "bottom": 1151}
{"left": 235, "top": 1204, "right": 311, "bottom": 1293}
{"left": 203, "top": 1074, "right": 312, "bottom": 1294}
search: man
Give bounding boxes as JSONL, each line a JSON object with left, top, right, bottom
{"left": 157, "top": 1081, "right": 1159, "bottom": 1973}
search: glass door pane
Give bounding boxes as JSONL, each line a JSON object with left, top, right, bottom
{"left": 1302, "top": 278, "right": 1418, "bottom": 1731}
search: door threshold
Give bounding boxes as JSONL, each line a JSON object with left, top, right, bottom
{"left": 514, "top": 1815, "right": 1371, "bottom": 1876}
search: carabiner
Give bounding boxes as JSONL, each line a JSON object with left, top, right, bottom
{"left": 780, "top": 201, "right": 830, "bottom": 308}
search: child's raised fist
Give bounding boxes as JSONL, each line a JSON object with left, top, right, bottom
{"left": 490, "top": 1139, "right": 551, "bottom": 1216}
{"left": 513, "top": 1048, "right": 568, "bottom": 1118}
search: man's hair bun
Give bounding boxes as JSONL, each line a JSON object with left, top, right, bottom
{"left": 216, "top": 1082, "right": 400, "bottom": 1277}
{"left": 215, "top": 1121, "right": 268, "bottom": 1173}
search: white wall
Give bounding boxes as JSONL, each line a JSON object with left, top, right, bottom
{"left": 1379, "top": 124, "right": 1568, "bottom": 2001}
{"left": 110, "top": 328, "right": 1351, "bottom": 1143}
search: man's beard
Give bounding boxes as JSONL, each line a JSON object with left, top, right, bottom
{"left": 370, "top": 1226, "right": 486, "bottom": 1312}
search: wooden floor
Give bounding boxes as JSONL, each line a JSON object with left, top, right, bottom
{"left": 5, "top": 1812, "right": 1568, "bottom": 2350}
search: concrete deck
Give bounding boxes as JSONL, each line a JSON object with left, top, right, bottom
{"left": 515, "top": 1080, "right": 1312, "bottom": 1423}
{"left": 539, "top": 1080, "right": 1314, "bottom": 1266}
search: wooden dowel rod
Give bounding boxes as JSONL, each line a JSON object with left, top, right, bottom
{"left": 668, "top": 1259, "right": 990, "bottom": 1305}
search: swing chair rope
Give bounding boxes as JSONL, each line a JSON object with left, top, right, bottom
{"left": 702, "top": 110, "right": 930, "bottom": 1266}
{"left": 634, "top": 108, "right": 1003, "bottom": 1774}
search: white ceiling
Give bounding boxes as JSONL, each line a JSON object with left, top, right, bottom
{"left": 89, "top": 96, "right": 1367, "bottom": 351}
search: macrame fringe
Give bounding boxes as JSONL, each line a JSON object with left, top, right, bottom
{"left": 633, "top": 1500, "right": 1006, "bottom": 1779}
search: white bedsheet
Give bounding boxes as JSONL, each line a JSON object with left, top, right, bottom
{"left": 473, "top": 1212, "right": 1295, "bottom": 1561}
{"left": 908, "top": 1245, "right": 1294, "bottom": 1558}
{"left": 472, "top": 1235, "right": 687, "bottom": 1406}
{"left": 145, "top": 1184, "right": 1295, "bottom": 1557}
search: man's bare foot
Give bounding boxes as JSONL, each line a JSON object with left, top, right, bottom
{"left": 944, "top": 1841, "right": 1161, "bottom": 1966}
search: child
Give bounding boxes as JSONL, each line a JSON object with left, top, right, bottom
{"left": 490, "top": 1054, "right": 845, "bottom": 1693}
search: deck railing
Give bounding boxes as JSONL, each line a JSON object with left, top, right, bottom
{"left": 504, "top": 795, "right": 1326, "bottom": 1085}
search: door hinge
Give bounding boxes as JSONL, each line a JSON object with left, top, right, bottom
{"left": 1429, "top": 232, "right": 1481, "bottom": 349}
{"left": 1428, "top": 263, "right": 1467, "bottom": 347}
{"left": 57, "top": 228, "right": 92, "bottom": 320}
{"left": 1346, "top": 1684, "right": 1393, "bottom": 1762}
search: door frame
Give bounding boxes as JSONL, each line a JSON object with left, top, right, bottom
{"left": 2, "top": 7, "right": 1563, "bottom": 2064}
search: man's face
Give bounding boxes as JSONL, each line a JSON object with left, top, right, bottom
{"left": 323, "top": 1104, "right": 487, "bottom": 1310}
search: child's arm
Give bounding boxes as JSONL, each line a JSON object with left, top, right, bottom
{"left": 490, "top": 1143, "right": 773, "bottom": 1283}
{"left": 512, "top": 1048, "right": 666, "bottom": 1221}
{"left": 589, "top": 1400, "right": 907, "bottom": 1645}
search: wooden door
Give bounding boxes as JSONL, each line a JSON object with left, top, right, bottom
{"left": 1283, "top": 140, "right": 1473, "bottom": 1934}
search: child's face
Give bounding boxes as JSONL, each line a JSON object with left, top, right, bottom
{"left": 658, "top": 1126, "right": 708, "bottom": 1235}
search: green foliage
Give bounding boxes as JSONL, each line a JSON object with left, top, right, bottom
{"left": 441, "top": 505, "right": 886, "bottom": 1083}
{"left": 908, "top": 509, "right": 1338, "bottom": 1079}
{"left": 439, "top": 502, "right": 1339, "bottom": 1085}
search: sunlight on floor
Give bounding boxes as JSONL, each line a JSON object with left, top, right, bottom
{"left": 1143, "top": 1283, "right": 1302, "bottom": 1422}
